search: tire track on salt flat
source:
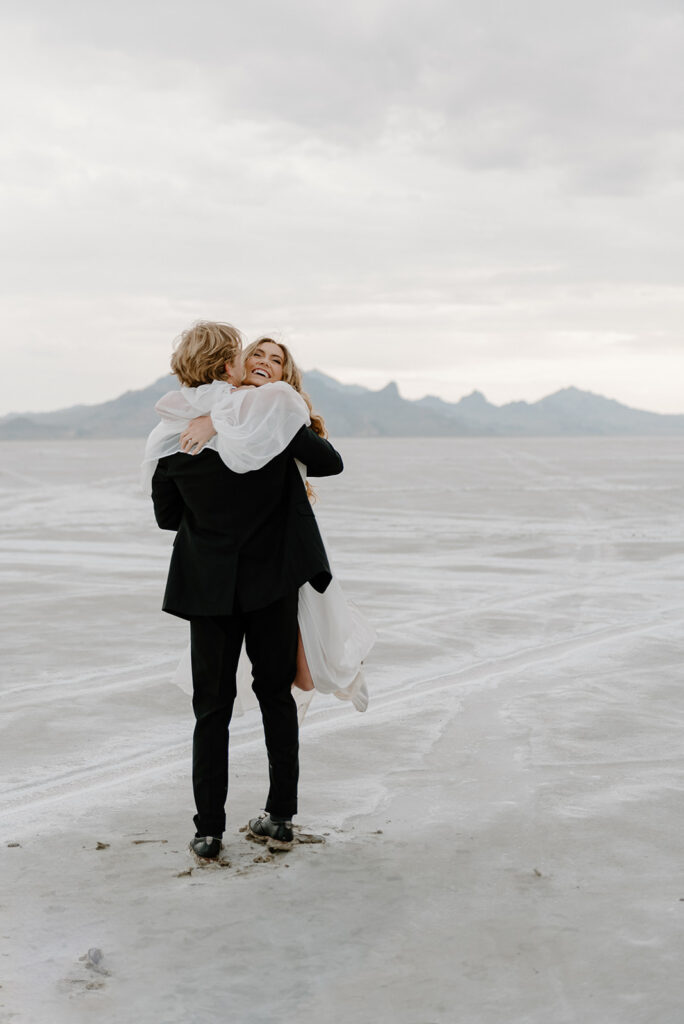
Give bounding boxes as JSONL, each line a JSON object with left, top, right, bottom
{"left": 2, "top": 612, "right": 682, "bottom": 825}
{"left": 0, "top": 659, "right": 181, "bottom": 706}
{"left": 375, "top": 565, "right": 684, "bottom": 635}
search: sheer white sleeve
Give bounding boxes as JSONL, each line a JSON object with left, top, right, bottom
{"left": 142, "top": 380, "right": 310, "bottom": 489}
{"left": 211, "top": 383, "right": 310, "bottom": 473}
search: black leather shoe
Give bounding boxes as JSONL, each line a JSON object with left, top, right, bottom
{"left": 248, "top": 814, "right": 293, "bottom": 846}
{"left": 189, "top": 835, "right": 222, "bottom": 860}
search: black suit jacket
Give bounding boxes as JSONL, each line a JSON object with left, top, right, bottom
{"left": 151, "top": 425, "right": 343, "bottom": 619}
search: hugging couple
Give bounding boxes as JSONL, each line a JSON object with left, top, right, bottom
{"left": 144, "top": 322, "right": 373, "bottom": 860}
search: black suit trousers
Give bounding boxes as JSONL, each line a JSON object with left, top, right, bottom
{"left": 189, "top": 590, "right": 300, "bottom": 836}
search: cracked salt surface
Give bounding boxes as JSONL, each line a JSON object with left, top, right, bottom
{"left": 1, "top": 437, "right": 684, "bottom": 1024}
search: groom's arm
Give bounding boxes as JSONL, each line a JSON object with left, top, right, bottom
{"left": 289, "top": 425, "right": 343, "bottom": 477}
{"left": 151, "top": 461, "right": 185, "bottom": 531}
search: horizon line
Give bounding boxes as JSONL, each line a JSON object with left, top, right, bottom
{"left": 0, "top": 373, "right": 683, "bottom": 420}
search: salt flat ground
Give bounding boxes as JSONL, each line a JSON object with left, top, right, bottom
{"left": 0, "top": 437, "right": 683, "bottom": 1024}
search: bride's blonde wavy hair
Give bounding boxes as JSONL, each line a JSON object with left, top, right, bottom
{"left": 243, "top": 338, "right": 327, "bottom": 438}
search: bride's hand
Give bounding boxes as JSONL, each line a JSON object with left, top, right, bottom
{"left": 180, "top": 414, "right": 216, "bottom": 455}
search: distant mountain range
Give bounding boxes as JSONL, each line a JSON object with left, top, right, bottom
{"left": 1, "top": 371, "right": 683, "bottom": 439}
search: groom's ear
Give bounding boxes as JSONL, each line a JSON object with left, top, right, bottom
{"left": 225, "top": 357, "right": 244, "bottom": 386}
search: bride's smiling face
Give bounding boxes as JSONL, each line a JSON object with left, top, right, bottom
{"left": 243, "top": 341, "right": 285, "bottom": 386}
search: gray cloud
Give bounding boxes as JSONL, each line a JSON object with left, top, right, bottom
{"left": 1, "top": 1, "right": 683, "bottom": 414}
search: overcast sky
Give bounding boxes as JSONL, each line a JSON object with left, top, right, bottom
{"left": 1, "top": 0, "right": 683, "bottom": 415}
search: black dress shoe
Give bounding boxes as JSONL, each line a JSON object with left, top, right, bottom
{"left": 248, "top": 814, "right": 293, "bottom": 846}
{"left": 189, "top": 835, "right": 222, "bottom": 860}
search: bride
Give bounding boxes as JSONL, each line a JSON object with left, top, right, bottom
{"left": 143, "top": 336, "right": 373, "bottom": 720}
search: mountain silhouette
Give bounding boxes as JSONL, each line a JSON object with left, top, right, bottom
{"left": 1, "top": 373, "right": 682, "bottom": 439}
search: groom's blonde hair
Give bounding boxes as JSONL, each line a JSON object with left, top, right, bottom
{"left": 171, "top": 321, "right": 243, "bottom": 387}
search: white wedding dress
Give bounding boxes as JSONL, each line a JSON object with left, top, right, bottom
{"left": 144, "top": 380, "right": 373, "bottom": 719}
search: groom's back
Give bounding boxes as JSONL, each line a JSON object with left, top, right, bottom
{"left": 160, "top": 446, "right": 290, "bottom": 540}
{"left": 152, "top": 443, "right": 332, "bottom": 618}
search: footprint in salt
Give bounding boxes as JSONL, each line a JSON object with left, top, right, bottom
{"left": 59, "top": 947, "right": 111, "bottom": 995}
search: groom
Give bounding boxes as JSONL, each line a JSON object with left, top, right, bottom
{"left": 150, "top": 321, "right": 343, "bottom": 858}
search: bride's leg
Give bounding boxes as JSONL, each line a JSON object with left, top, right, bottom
{"left": 292, "top": 628, "right": 315, "bottom": 691}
